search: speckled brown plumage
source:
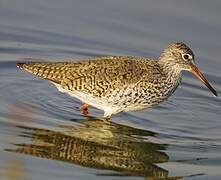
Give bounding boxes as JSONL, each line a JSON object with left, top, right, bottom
{"left": 17, "top": 42, "right": 217, "bottom": 118}
{"left": 18, "top": 57, "right": 167, "bottom": 93}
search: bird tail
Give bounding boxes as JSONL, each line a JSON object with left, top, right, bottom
{"left": 17, "top": 62, "right": 44, "bottom": 75}
{"left": 16, "top": 62, "right": 64, "bottom": 83}
{"left": 16, "top": 63, "right": 26, "bottom": 70}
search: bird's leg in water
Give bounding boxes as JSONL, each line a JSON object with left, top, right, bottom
{"left": 80, "top": 103, "right": 90, "bottom": 115}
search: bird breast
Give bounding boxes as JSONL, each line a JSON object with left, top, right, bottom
{"left": 104, "top": 71, "right": 182, "bottom": 112}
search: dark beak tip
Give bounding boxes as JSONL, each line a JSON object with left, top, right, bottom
{"left": 210, "top": 86, "right": 218, "bottom": 97}
{"left": 191, "top": 65, "right": 218, "bottom": 97}
{"left": 208, "top": 85, "right": 217, "bottom": 97}
{"left": 208, "top": 84, "right": 218, "bottom": 97}
{"left": 214, "top": 91, "right": 218, "bottom": 97}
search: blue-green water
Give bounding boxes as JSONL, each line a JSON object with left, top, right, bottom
{"left": 0, "top": 1, "right": 221, "bottom": 179}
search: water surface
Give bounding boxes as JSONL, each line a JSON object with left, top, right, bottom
{"left": 0, "top": 1, "right": 221, "bottom": 179}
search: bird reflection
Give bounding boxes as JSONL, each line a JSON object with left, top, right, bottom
{"left": 7, "top": 118, "right": 171, "bottom": 179}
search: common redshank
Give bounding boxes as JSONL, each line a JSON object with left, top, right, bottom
{"left": 17, "top": 42, "right": 217, "bottom": 118}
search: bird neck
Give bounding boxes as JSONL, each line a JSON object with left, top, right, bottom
{"left": 158, "top": 60, "right": 182, "bottom": 83}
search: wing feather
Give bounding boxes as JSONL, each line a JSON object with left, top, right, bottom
{"left": 17, "top": 56, "right": 160, "bottom": 97}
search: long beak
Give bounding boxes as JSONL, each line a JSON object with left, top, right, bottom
{"left": 191, "top": 64, "right": 217, "bottom": 96}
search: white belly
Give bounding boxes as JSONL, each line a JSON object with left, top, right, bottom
{"left": 52, "top": 83, "right": 120, "bottom": 117}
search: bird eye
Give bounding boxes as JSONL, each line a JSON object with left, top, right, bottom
{"left": 183, "top": 54, "right": 189, "bottom": 60}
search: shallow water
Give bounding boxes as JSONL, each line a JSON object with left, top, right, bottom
{"left": 0, "top": 0, "right": 221, "bottom": 179}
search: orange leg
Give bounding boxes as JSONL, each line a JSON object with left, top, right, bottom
{"left": 80, "top": 103, "right": 90, "bottom": 116}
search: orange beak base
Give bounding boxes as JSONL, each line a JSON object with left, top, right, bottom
{"left": 191, "top": 64, "right": 217, "bottom": 96}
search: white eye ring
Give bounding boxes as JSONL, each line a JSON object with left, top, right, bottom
{"left": 182, "top": 54, "right": 191, "bottom": 60}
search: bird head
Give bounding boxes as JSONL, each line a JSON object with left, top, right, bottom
{"left": 159, "top": 42, "right": 217, "bottom": 96}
